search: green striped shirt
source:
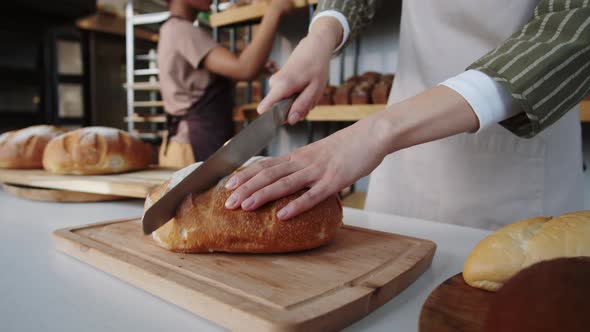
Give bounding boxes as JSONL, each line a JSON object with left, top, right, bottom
{"left": 316, "top": 0, "right": 590, "bottom": 138}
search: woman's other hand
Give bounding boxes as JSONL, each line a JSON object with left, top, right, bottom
{"left": 257, "top": 16, "right": 344, "bottom": 125}
{"left": 224, "top": 112, "right": 391, "bottom": 220}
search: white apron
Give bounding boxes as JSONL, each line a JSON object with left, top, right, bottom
{"left": 365, "top": 0, "right": 584, "bottom": 230}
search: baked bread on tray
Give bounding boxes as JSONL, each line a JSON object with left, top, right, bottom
{"left": 0, "top": 125, "right": 66, "bottom": 169}
{"left": 43, "top": 126, "right": 152, "bottom": 175}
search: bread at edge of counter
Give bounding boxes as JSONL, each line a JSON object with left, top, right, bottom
{"left": 463, "top": 211, "right": 590, "bottom": 291}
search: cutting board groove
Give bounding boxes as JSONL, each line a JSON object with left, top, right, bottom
{"left": 54, "top": 218, "right": 436, "bottom": 331}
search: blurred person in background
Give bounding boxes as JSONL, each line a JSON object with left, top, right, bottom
{"left": 158, "top": 0, "right": 292, "bottom": 167}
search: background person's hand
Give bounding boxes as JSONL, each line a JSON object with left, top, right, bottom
{"left": 224, "top": 113, "right": 391, "bottom": 220}
{"left": 257, "top": 16, "right": 344, "bottom": 124}
{"left": 263, "top": 60, "right": 280, "bottom": 76}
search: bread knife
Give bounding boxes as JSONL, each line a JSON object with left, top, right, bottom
{"left": 142, "top": 96, "right": 295, "bottom": 234}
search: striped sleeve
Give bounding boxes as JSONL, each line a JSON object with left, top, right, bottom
{"left": 315, "top": 0, "right": 379, "bottom": 48}
{"left": 469, "top": 0, "right": 590, "bottom": 138}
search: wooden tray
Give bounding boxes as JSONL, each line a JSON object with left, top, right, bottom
{"left": 2, "top": 183, "right": 125, "bottom": 202}
{"left": 0, "top": 168, "right": 175, "bottom": 198}
{"left": 54, "top": 218, "right": 436, "bottom": 332}
{"left": 419, "top": 273, "right": 495, "bottom": 332}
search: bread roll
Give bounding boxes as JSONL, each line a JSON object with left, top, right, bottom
{"left": 43, "top": 127, "right": 152, "bottom": 175}
{"left": 317, "top": 86, "right": 335, "bottom": 106}
{"left": 484, "top": 257, "right": 590, "bottom": 332}
{"left": 0, "top": 125, "right": 66, "bottom": 169}
{"left": 380, "top": 74, "right": 395, "bottom": 85}
{"left": 360, "top": 71, "right": 381, "bottom": 85}
{"left": 463, "top": 211, "right": 590, "bottom": 291}
{"left": 333, "top": 84, "right": 353, "bottom": 105}
{"left": 144, "top": 163, "right": 343, "bottom": 253}
{"left": 372, "top": 78, "right": 393, "bottom": 104}
{"left": 351, "top": 81, "right": 374, "bottom": 105}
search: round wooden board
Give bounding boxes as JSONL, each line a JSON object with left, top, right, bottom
{"left": 419, "top": 273, "right": 495, "bottom": 332}
{"left": 2, "top": 183, "right": 126, "bottom": 203}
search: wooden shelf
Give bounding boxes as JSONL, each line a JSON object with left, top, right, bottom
{"left": 76, "top": 13, "right": 159, "bottom": 42}
{"left": 134, "top": 100, "right": 164, "bottom": 108}
{"left": 307, "top": 104, "right": 385, "bottom": 121}
{"left": 125, "top": 113, "right": 166, "bottom": 123}
{"left": 123, "top": 82, "right": 161, "bottom": 91}
{"left": 580, "top": 100, "right": 590, "bottom": 122}
{"left": 210, "top": 0, "right": 317, "bottom": 28}
{"left": 233, "top": 103, "right": 385, "bottom": 122}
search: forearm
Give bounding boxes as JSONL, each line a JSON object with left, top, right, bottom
{"left": 307, "top": 16, "right": 344, "bottom": 51}
{"left": 238, "top": 8, "right": 282, "bottom": 79}
{"left": 372, "top": 86, "right": 479, "bottom": 155}
{"left": 469, "top": 0, "right": 590, "bottom": 138}
{"left": 314, "top": 0, "right": 379, "bottom": 50}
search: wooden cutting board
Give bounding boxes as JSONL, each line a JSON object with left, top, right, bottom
{"left": 419, "top": 273, "right": 495, "bottom": 332}
{"left": 0, "top": 168, "right": 174, "bottom": 198}
{"left": 2, "top": 183, "right": 126, "bottom": 202}
{"left": 54, "top": 218, "right": 436, "bottom": 332}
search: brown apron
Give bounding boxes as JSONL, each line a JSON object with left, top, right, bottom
{"left": 167, "top": 76, "right": 235, "bottom": 162}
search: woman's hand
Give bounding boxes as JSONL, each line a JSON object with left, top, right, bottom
{"left": 224, "top": 85, "right": 481, "bottom": 220}
{"left": 224, "top": 113, "right": 392, "bottom": 220}
{"left": 257, "top": 16, "right": 344, "bottom": 124}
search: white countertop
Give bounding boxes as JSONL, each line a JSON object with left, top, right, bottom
{"left": 0, "top": 189, "right": 490, "bottom": 332}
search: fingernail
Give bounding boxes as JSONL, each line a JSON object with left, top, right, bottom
{"left": 277, "top": 208, "right": 289, "bottom": 220}
{"left": 225, "top": 177, "right": 237, "bottom": 189}
{"left": 225, "top": 194, "right": 238, "bottom": 208}
{"left": 257, "top": 103, "right": 268, "bottom": 113}
{"left": 288, "top": 112, "right": 300, "bottom": 124}
{"left": 241, "top": 197, "right": 255, "bottom": 209}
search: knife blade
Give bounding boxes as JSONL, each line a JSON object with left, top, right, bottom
{"left": 141, "top": 96, "right": 295, "bottom": 234}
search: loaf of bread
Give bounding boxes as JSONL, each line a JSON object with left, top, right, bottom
{"left": 463, "top": 211, "right": 590, "bottom": 291}
{"left": 317, "top": 86, "right": 335, "bottom": 105}
{"left": 333, "top": 83, "right": 354, "bottom": 105}
{"left": 484, "top": 257, "right": 590, "bottom": 332}
{"left": 0, "top": 125, "right": 66, "bottom": 169}
{"left": 360, "top": 71, "right": 381, "bottom": 85}
{"left": 380, "top": 74, "right": 394, "bottom": 85}
{"left": 43, "top": 127, "right": 152, "bottom": 175}
{"left": 372, "top": 74, "right": 394, "bottom": 104}
{"left": 345, "top": 76, "right": 360, "bottom": 85}
{"left": 371, "top": 80, "right": 392, "bottom": 104}
{"left": 351, "top": 81, "right": 374, "bottom": 105}
{"left": 144, "top": 163, "right": 343, "bottom": 253}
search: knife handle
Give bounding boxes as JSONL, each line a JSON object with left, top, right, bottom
{"left": 272, "top": 95, "right": 298, "bottom": 124}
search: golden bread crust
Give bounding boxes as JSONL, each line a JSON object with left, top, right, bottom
{"left": 145, "top": 173, "right": 343, "bottom": 253}
{"left": 463, "top": 211, "right": 590, "bottom": 291}
{"left": 42, "top": 127, "right": 152, "bottom": 175}
{"left": 0, "top": 125, "right": 66, "bottom": 169}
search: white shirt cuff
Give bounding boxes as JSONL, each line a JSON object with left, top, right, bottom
{"left": 440, "top": 69, "right": 521, "bottom": 133}
{"left": 309, "top": 10, "right": 351, "bottom": 53}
